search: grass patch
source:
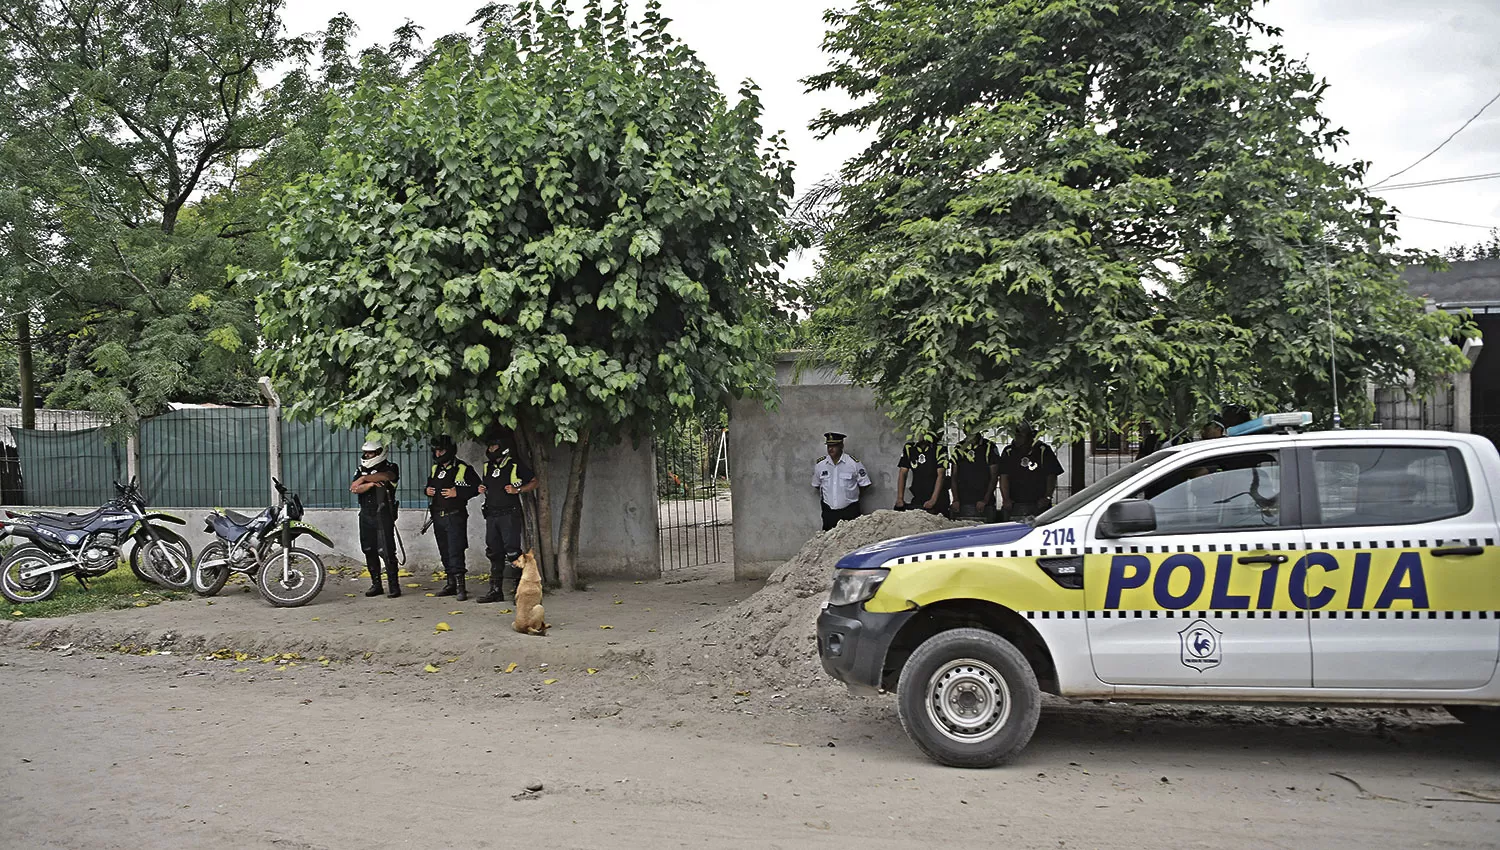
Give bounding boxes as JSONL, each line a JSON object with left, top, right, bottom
{"left": 2, "top": 567, "right": 189, "bottom": 622}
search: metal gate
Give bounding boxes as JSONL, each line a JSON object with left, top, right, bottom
{"left": 655, "top": 422, "right": 728, "bottom": 571}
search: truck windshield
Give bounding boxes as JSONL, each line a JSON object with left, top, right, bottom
{"left": 1033, "top": 450, "right": 1178, "bottom": 526}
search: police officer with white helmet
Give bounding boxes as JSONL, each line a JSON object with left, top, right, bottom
{"left": 350, "top": 436, "right": 401, "bottom": 598}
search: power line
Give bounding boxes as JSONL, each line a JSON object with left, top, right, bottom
{"left": 1369, "top": 171, "right": 1500, "bottom": 192}
{"left": 1397, "top": 213, "right": 1499, "bottom": 230}
{"left": 1367, "top": 87, "right": 1500, "bottom": 189}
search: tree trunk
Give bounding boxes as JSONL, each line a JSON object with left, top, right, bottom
{"left": 17, "top": 313, "right": 35, "bottom": 429}
{"left": 516, "top": 413, "right": 558, "bottom": 588}
{"left": 556, "top": 428, "right": 592, "bottom": 591}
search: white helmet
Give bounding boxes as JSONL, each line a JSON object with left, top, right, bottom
{"left": 360, "top": 438, "right": 387, "bottom": 470}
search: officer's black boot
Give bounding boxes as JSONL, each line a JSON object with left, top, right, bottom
{"left": 435, "top": 573, "right": 457, "bottom": 597}
{"left": 386, "top": 564, "right": 401, "bottom": 598}
{"left": 364, "top": 556, "right": 384, "bottom": 597}
{"left": 476, "top": 568, "right": 504, "bottom": 604}
{"left": 455, "top": 573, "right": 468, "bottom": 602}
{"left": 501, "top": 564, "right": 520, "bottom": 603}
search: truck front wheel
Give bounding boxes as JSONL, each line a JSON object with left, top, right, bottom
{"left": 896, "top": 628, "right": 1041, "bottom": 768}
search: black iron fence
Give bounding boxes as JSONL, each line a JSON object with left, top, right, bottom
{"left": 655, "top": 420, "right": 727, "bottom": 571}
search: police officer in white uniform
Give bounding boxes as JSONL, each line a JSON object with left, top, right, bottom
{"left": 812, "top": 432, "right": 872, "bottom": 531}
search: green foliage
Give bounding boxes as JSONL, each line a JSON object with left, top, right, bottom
{"left": 256, "top": 0, "right": 794, "bottom": 447}
{"left": 1444, "top": 231, "right": 1500, "bottom": 262}
{"left": 805, "top": 0, "right": 1470, "bottom": 438}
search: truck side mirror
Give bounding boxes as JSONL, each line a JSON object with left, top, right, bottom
{"left": 1099, "top": 499, "right": 1156, "bottom": 538}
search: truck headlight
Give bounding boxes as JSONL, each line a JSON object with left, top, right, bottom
{"left": 827, "top": 568, "right": 890, "bottom": 607}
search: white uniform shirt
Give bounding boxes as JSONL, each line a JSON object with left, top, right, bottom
{"left": 812, "top": 454, "right": 872, "bottom": 509}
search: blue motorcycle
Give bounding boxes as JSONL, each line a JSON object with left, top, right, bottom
{"left": 0, "top": 479, "right": 193, "bottom": 604}
{"left": 191, "top": 479, "right": 333, "bottom": 607}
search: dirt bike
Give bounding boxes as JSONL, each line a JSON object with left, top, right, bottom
{"left": 191, "top": 478, "right": 333, "bottom": 607}
{"left": 0, "top": 479, "right": 193, "bottom": 604}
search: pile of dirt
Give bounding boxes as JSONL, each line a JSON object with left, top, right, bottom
{"left": 661, "top": 509, "right": 965, "bottom": 695}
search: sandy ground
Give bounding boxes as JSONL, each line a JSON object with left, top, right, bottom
{"left": 1, "top": 516, "right": 1498, "bottom": 848}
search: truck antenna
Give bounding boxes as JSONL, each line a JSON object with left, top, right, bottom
{"left": 1321, "top": 239, "right": 1342, "bottom": 430}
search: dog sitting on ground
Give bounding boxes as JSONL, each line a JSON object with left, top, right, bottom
{"left": 512, "top": 551, "right": 548, "bottom": 636}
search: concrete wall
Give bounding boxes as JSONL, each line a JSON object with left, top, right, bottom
{"left": 729, "top": 355, "right": 908, "bottom": 579}
{"left": 544, "top": 437, "right": 660, "bottom": 580}
{"left": 3, "top": 437, "right": 661, "bottom": 583}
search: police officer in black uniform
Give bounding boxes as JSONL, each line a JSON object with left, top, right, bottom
{"left": 424, "top": 435, "right": 479, "bottom": 600}
{"left": 999, "top": 423, "right": 1064, "bottom": 520}
{"left": 895, "top": 433, "right": 949, "bottom": 515}
{"left": 351, "top": 436, "right": 401, "bottom": 598}
{"left": 476, "top": 429, "right": 537, "bottom": 604}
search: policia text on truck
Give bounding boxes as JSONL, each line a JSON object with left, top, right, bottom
{"left": 816, "top": 417, "right": 1500, "bottom": 767}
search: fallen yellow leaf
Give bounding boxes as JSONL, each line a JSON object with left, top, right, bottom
{"left": 613, "top": 600, "right": 623, "bottom": 605}
{"left": 735, "top": 690, "right": 750, "bottom": 696}
{"left": 376, "top": 618, "right": 393, "bottom": 623}
{"left": 134, "top": 601, "right": 149, "bottom": 607}
{"left": 424, "top": 593, "right": 435, "bottom": 597}
{"left": 344, "top": 593, "right": 356, "bottom": 598}
{"left": 435, "top": 622, "right": 451, "bottom": 632}
{"left": 599, "top": 625, "right": 613, "bottom": 630}
{"left": 543, "top": 678, "right": 558, "bottom": 685}
{"left": 406, "top": 583, "right": 420, "bottom": 588}
{"left": 587, "top": 668, "right": 599, "bottom": 675}
{"left": 503, "top": 662, "right": 518, "bottom": 673}
{"left": 10, "top": 610, "right": 22, "bottom": 616}
{"left": 319, "top": 659, "right": 331, "bottom": 667}
{"left": 648, "top": 629, "right": 657, "bottom": 633}
{"left": 276, "top": 665, "right": 287, "bottom": 671}
{"left": 233, "top": 667, "right": 249, "bottom": 673}
{"left": 446, "top": 657, "right": 459, "bottom": 663}
{"left": 424, "top": 664, "right": 441, "bottom": 673}
{"left": 499, "top": 608, "right": 513, "bottom": 614}
{"left": 448, "top": 610, "right": 462, "bottom": 615}
{"left": 310, "top": 617, "right": 320, "bottom": 621}
{"left": 363, "top": 652, "right": 373, "bottom": 660}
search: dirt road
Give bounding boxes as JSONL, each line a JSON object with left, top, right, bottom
{"left": 2, "top": 643, "right": 1496, "bottom": 849}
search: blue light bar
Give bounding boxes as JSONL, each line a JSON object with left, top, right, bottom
{"left": 1227, "top": 412, "right": 1313, "bottom": 437}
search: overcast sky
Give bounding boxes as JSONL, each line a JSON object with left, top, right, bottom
{"left": 281, "top": 0, "right": 1500, "bottom": 262}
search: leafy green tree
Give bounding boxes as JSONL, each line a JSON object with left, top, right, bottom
{"left": 1444, "top": 231, "right": 1500, "bottom": 262}
{"left": 256, "top": 0, "right": 793, "bottom": 586}
{"left": 805, "top": 0, "right": 1469, "bottom": 438}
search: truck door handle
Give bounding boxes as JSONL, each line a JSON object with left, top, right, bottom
{"left": 1237, "top": 554, "right": 1288, "bottom": 566}
{"left": 1431, "top": 546, "right": 1484, "bottom": 557}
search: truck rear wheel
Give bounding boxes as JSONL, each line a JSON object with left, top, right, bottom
{"left": 896, "top": 628, "right": 1040, "bottom": 768}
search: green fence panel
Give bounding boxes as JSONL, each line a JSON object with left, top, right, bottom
{"left": 7, "top": 426, "right": 126, "bottom": 506}
{"left": 141, "top": 408, "right": 269, "bottom": 508}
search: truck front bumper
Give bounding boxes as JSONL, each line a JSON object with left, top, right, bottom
{"left": 816, "top": 602, "right": 916, "bottom": 696}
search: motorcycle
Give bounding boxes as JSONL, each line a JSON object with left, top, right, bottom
{"left": 0, "top": 479, "right": 194, "bottom": 604}
{"left": 191, "top": 478, "right": 333, "bottom": 607}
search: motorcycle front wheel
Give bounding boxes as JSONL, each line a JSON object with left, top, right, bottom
{"left": 138, "top": 530, "right": 194, "bottom": 591}
{"left": 1, "top": 546, "right": 63, "bottom": 604}
{"left": 256, "top": 547, "right": 326, "bottom": 608}
{"left": 191, "top": 541, "right": 231, "bottom": 597}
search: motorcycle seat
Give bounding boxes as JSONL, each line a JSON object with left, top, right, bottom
{"left": 29, "top": 508, "right": 112, "bottom": 530}
{"left": 221, "top": 509, "right": 260, "bottom": 527}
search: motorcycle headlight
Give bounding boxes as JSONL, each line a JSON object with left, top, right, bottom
{"left": 827, "top": 568, "right": 890, "bottom": 607}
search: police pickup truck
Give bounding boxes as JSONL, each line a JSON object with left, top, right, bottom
{"left": 816, "top": 418, "right": 1500, "bottom": 767}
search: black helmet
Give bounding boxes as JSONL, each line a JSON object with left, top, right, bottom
{"left": 484, "top": 427, "right": 514, "bottom": 460}
{"left": 431, "top": 434, "right": 456, "bottom": 457}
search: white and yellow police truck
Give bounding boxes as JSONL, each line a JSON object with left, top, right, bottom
{"left": 816, "top": 418, "right": 1500, "bottom": 767}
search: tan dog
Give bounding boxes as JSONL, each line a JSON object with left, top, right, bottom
{"left": 511, "top": 551, "right": 548, "bottom": 636}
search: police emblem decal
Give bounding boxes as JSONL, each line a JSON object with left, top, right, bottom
{"left": 1178, "top": 619, "right": 1223, "bottom": 672}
